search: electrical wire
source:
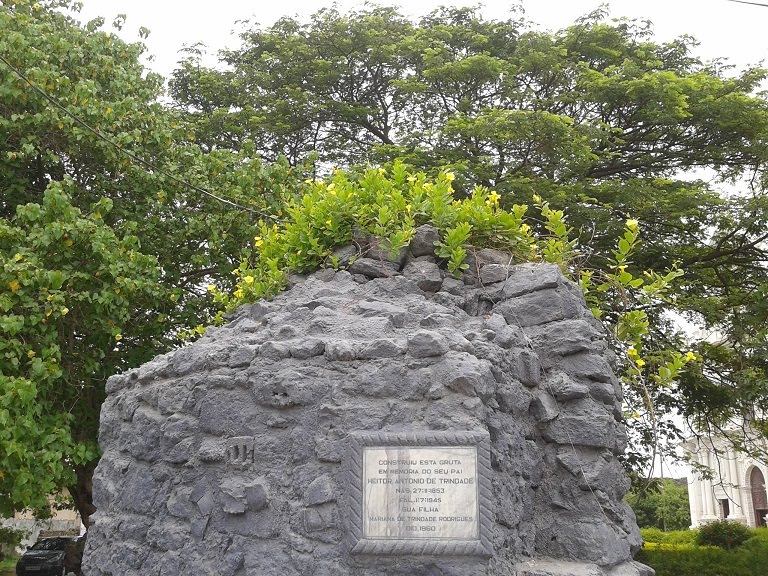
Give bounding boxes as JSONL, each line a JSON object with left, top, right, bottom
{"left": 725, "top": 0, "right": 768, "bottom": 7}
{"left": 0, "top": 52, "right": 279, "bottom": 221}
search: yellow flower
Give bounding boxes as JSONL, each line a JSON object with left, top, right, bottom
{"left": 254, "top": 236, "right": 264, "bottom": 247}
{"left": 207, "top": 284, "right": 216, "bottom": 292}
{"left": 485, "top": 191, "right": 501, "bottom": 206}
{"left": 532, "top": 193, "right": 542, "bottom": 204}
{"left": 13, "top": 253, "right": 23, "bottom": 262}
{"left": 8, "top": 280, "right": 20, "bottom": 292}
{"left": 60, "top": 307, "right": 69, "bottom": 316}
{"left": 27, "top": 350, "right": 36, "bottom": 358}
{"left": 685, "top": 351, "right": 697, "bottom": 361}
{"left": 627, "top": 346, "right": 638, "bottom": 357}
{"left": 521, "top": 223, "right": 531, "bottom": 235}
{"left": 444, "top": 172, "right": 455, "bottom": 182}
{"left": 635, "top": 358, "right": 645, "bottom": 368}
{"left": 325, "top": 219, "right": 332, "bottom": 227}
{"left": 244, "top": 276, "right": 254, "bottom": 284}
{"left": 114, "top": 333, "right": 122, "bottom": 341}
{"left": 626, "top": 218, "right": 639, "bottom": 230}
{"left": 234, "top": 289, "right": 244, "bottom": 299}
{"left": 405, "top": 204, "right": 412, "bottom": 212}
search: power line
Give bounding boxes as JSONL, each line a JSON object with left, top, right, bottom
{"left": 0, "top": 52, "right": 279, "bottom": 221}
{"left": 725, "top": 0, "right": 768, "bottom": 7}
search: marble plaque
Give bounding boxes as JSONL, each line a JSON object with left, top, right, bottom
{"left": 363, "top": 446, "right": 478, "bottom": 539}
{"left": 347, "top": 430, "right": 492, "bottom": 556}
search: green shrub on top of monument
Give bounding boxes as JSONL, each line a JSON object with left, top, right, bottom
{"left": 207, "top": 161, "right": 537, "bottom": 312}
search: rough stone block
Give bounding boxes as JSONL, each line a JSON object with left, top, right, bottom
{"left": 407, "top": 329, "right": 450, "bottom": 357}
{"left": 403, "top": 259, "right": 443, "bottom": 292}
{"left": 303, "top": 504, "right": 338, "bottom": 532}
{"left": 530, "top": 391, "right": 560, "bottom": 422}
{"left": 304, "top": 474, "right": 337, "bottom": 507}
{"left": 516, "top": 349, "right": 542, "bottom": 388}
{"left": 495, "top": 380, "right": 530, "bottom": 415}
{"left": 357, "top": 338, "right": 406, "bottom": 359}
{"left": 498, "top": 288, "right": 581, "bottom": 327}
{"left": 526, "top": 319, "right": 603, "bottom": 362}
{"left": 348, "top": 257, "right": 400, "bottom": 278}
{"left": 541, "top": 400, "right": 617, "bottom": 449}
{"left": 538, "top": 516, "right": 631, "bottom": 567}
{"left": 558, "top": 353, "right": 615, "bottom": 384}
{"left": 433, "top": 352, "right": 497, "bottom": 399}
{"left": 545, "top": 371, "right": 590, "bottom": 401}
{"left": 513, "top": 560, "right": 605, "bottom": 576}
{"left": 124, "top": 407, "right": 163, "bottom": 462}
{"left": 146, "top": 519, "right": 190, "bottom": 551}
{"left": 440, "top": 276, "right": 466, "bottom": 295}
{"left": 480, "top": 263, "right": 512, "bottom": 284}
{"left": 228, "top": 346, "right": 257, "bottom": 368}
{"left": 290, "top": 338, "right": 326, "bottom": 359}
{"left": 409, "top": 224, "right": 440, "bottom": 257}
{"left": 164, "top": 437, "right": 196, "bottom": 464}
{"left": 356, "top": 300, "right": 407, "bottom": 327}
{"left": 502, "top": 263, "right": 562, "bottom": 299}
{"left": 324, "top": 339, "right": 357, "bottom": 361}
{"left": 260, "top": 340, "right": 292, "bottom": 360}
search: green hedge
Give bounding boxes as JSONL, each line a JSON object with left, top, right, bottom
{"left": 638, "top": 528, "right": 768, "bottom": 576}
{"left": 641, "top": 527, "right": 697, "bottom": 545}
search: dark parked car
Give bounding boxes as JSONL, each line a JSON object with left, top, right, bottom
{"left": 15, "top": 535, "right": 84, "bottom": 576}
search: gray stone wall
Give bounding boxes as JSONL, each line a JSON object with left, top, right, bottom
{"left": 84, "top": 226, "right": 651, "bottom": 576}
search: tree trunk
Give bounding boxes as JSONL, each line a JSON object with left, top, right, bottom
{"left": 68, "top": 462, "right": 97, "bottom": 529}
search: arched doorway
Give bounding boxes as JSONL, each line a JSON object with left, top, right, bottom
{"left": 750, "top": 467, "right": 768, "bottom": 527}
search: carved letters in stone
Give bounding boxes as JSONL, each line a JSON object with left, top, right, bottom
{"left": 226, "top": 436, "right": 255, "bottom": 467}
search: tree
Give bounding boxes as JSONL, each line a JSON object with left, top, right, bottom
{"left": 0, "top": 0, "right": 304, "bottom": 523}
{"left": 626, "top": 479, "right": 691, "bottom": 531}
{"left": 171, "top": 5, "right": 768, "bottom": 467}
{"left": 0, "top": 184, "right": 163, "bottom": 518}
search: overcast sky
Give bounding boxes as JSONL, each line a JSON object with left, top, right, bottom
{"left": 74, "top": 0, "right": 768, "bottom": 80}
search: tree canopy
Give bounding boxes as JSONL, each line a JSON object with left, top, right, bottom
{"left": 171, "top": 4, "right": 768, "bottom": 466}
{"left": 0, "top": 0, "right": 302, "bottom": 522}
{"left": 2, "top": 0, "right": 768, "bottom": 522}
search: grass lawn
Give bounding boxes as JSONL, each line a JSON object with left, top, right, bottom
{"left": 0, "top": 555, "right": 17, "bottom": 575}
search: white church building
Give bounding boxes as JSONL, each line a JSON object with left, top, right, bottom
{"left": 685, "top": 432, "right": 768, "bottom": 528}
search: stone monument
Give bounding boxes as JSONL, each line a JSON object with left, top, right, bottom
{"left": 83, "top": 225, "right": 652, "bottom": 576}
